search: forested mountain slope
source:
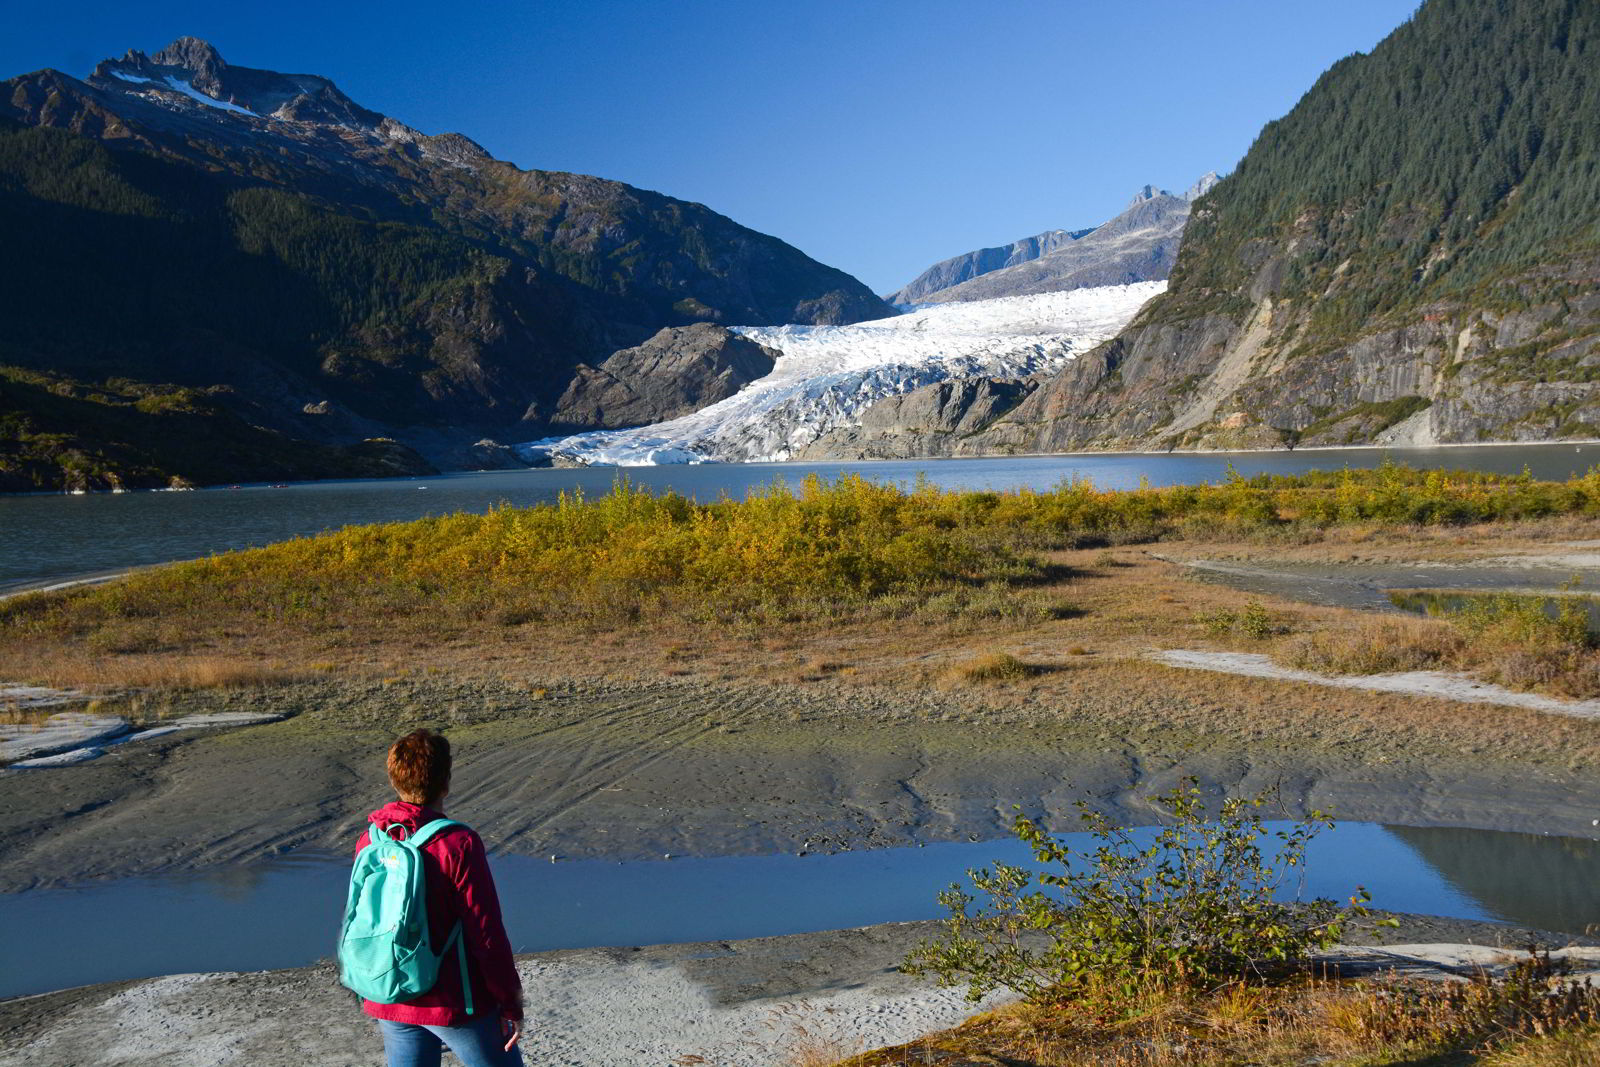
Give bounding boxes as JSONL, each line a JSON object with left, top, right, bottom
{"left": 971, "top": 0, "right": 1600, "bottom": 452}
{"left": 0, "top": 38, "right": 890, "bottom": 490}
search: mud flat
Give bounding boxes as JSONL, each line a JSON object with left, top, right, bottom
{"left": 4, "top": 677, "right": 1600, "bottom": 893}
{"left": 2, "top": 916, "right": 1593, "bottom": 1067}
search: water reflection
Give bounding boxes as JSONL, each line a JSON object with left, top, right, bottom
{"left": 1389, "top": 590, "right": 1600, "bottom": 636}
{"left": 1384, "top": 825, "right": 1600, "bottom": 936}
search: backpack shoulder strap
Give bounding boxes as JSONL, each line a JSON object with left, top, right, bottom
{"left": 406, "top": 818, "right": 467, "bottom": 849}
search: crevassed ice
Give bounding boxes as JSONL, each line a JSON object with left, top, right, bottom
{"left": 518, "top": 281, "right": 1164, "bottom": 466}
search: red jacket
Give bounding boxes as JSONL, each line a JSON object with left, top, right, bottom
{"left": 355, "top": 801, "right": 524, "bottom": 1025}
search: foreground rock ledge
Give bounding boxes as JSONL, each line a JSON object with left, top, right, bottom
{"left": 3, "top": 918, "right": 1593, "bottom": 1067}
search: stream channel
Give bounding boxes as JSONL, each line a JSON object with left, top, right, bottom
{"left": 1, "top": 821, "right": 1597, "bottom": 999}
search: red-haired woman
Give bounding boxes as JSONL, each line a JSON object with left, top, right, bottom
{"left": 356, "top": 729, "right": 525, "bottom": 1067}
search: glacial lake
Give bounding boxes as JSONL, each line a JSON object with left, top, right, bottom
{"left": 3, "top": 444, "right": 1597, "bottom": 592}
{"left": 1, "top": 822, "right": 1596, "bottom": 999}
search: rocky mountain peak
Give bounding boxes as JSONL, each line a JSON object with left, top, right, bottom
{"left": 1183, "top": 171, "right": 1220, "bottom": 201}
{"left": 1126, "top": 184, "right": 1171, "bottom": 209}
{"left": 89, "top": 36, "right": 379, "bottom": 128}
{"left": 150, "top": 36, "right": 226, "bottom": 78}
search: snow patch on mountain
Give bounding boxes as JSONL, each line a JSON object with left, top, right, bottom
{"left": 519, "top": 282, "right": 1164, "bottom": 466}
{"left": 109, "top": 68, "right": 257, "bottom": 116}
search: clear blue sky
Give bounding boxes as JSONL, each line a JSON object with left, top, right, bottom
{"left": 4, "top": 0, "right": 1420, "bottom": 293}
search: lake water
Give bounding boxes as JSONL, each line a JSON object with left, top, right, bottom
{"left": 2, "top": 444, "right": 1596, "bottom": 592}
{"left": 1, "top": 822, "right": 1595, "bottom": 999}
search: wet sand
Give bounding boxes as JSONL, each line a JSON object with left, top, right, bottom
{"left": 4, "top": 677, "right": 1599, "bottom": 892}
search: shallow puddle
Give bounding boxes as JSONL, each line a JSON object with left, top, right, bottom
{"left": 1, "top": 821, "right": 1596, "bottom": 999}
{"left": 1182, "top": 559, "right": 1600, "bottom": 612}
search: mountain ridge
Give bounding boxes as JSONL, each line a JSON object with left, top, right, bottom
{"left": 888, "top": 173, "right": 1217, "bottom": 306}
{"left": 857, "top": 0, "right": 1600, "bottom": 458}
{"left": 0, "top": 37, "right": 893, "bottom": 490}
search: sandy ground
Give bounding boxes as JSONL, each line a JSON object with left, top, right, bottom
{"left": 1153, "top": 649, "right": 1600, "bottom": 720}
{"left": 2, "top": 917, "right": 1593, "bottom": 1067}
{"left": 4, "top": 677, "right": 1600, "bottom": 893}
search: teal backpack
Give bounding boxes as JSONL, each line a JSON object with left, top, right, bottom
{"left": 338, "top": 819, "right": 474, "bottom": 1015}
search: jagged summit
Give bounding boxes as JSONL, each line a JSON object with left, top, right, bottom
{"left": 889, "top": 175, "right": 1215, "bottom": 305}
{"left": 150, "top": 35, "right": 225, "bottom": 76}
{"left": 1184, "top": 171, "right": 1220, "bottom": 201}
{"left": 90, "top": 36, "right": 381, "bottom": 127}
{"left": 1126, "top": 184, "right": 1169, "bottom": 208}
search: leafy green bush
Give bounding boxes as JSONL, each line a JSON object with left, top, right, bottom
{"left": 1198, "top": 601, "right": 1284, "bottom": 639}
{"left": 903, "top": 782, "right": 1384, "bottom": 1008}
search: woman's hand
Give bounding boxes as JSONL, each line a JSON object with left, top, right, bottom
{"left": 501, "top": 1015, "right": 522, "bottom": 1052}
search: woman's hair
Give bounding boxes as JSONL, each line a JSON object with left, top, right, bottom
{"left": 387, "top": 729, "right": 452, "bottom": 805}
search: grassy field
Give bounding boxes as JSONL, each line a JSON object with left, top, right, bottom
{"left": 829, "top": 968, "right": 1600, "bottom": 1066}
{"left": 6, "top": 465, "right": 1600, "bottom": 768}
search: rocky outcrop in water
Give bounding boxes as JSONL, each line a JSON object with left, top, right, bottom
{"left": 800, "top": 377, "right": 1041, "bottom": 460}
{"left": 552, "top": 325, "right": 780, "bottom": 430}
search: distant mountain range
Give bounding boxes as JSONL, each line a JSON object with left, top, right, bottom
{"left": 0, "top": 38, "right": 891, "bottom": 490}
{"left": 888, "top": 174, "right": 1216, "bottom": 305}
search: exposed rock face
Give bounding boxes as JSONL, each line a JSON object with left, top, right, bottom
{"left": 800, "top": 377, "right": 1041, "bottom": 460}
{"left": 957, "top": 266, "right": 1600, "bottom": 456}
{"left": 552, "top": 324, "right": 779, "bottom": 430}
{"left": 889, "top": 175, "right": 1216, "bottom": 306}
{"left": 887, "top": 230, "right": 1091, "bottom": 305}
{"left": 866, "top": 0, "right": 1600, "bottom": 457}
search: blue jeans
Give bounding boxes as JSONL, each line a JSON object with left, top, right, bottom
{"left": 378, "top": 1017, "right": 524, "bottom": 1067}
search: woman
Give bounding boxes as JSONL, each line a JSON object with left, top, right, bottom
{"left": 356, "top": 729, "right": 525, "bottom": 1067}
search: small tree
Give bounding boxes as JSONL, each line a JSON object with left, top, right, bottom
{"left": 903, "top": 780, "right": 1389, "bottom": 1007}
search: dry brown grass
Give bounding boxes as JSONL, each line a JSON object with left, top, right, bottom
{"left": 3, "top": 531, "right": 1600, "bottom": 774}
{"left": 12, "top": 653, "right": 313, "bottom": 692}
{"left": 945, "top": 652, "right": 1042, "bottom": 685}
{"left": 1277, "top": 593, "right": 1600, "bottom": 699}
{"left": 0, "top": 704, "right": 58, "bottom": 727}
{"left": 1484, "top": 1023, "right": 1600, "bottom": 1066}
{"left": 840, "top": 964, "right": 1600, "bottom": 1067}
{"left": 1279, "top": 616, "right": 1466, "bottom": 675}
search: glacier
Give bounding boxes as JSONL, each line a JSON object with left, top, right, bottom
{"left": 518, "top": 281, "right": 1164, "bottom": 466}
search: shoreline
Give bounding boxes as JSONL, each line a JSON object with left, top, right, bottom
{"left": 3, "top": 914, "right": 1592, "bottom": 1067}
{"left": 4, "top": 436, "right": 1596, "bottom": 497}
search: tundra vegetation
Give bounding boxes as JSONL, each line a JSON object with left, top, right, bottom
{"left": 6, "top": 463, "right": 1600, "bottom": 697}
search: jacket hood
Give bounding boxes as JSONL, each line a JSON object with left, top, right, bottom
{"left": 367, "top": 800, "right": 443, "bottom": 836}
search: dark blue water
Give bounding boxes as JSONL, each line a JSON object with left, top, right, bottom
{"left": 1, "top": 821, "right": 1595, "bottom": 999}
{"left": 2, "top": 444, "right": 1595, "bottom": 591}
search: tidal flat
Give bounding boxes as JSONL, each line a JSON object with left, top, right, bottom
{"left": 4, "top": 668, "right": 1600, "bottom": 894}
